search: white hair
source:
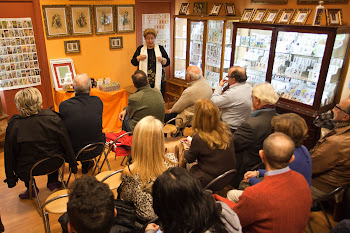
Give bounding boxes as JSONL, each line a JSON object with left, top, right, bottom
{"left": 73, "top": 73, "right": 91, "bottom": 93}
{"left": 252, "top": 83, "right": 279, "bottom": 105}
{"left": 188, "top": 70, "right": 203, "bottom": 81}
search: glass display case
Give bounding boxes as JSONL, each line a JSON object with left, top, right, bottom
{"left": 174, "top": 18, "right": 187, "bottom": 79}
{"left": 189, "top": 21, "right": 204, "bottom": 68}
{"left": 223, "top": 22, "right": 234, "bottom": 78}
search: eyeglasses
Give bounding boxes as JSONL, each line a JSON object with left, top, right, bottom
{"left": 334, "top": 105, "right": 349, "bottom": 115}
{"left": 145, "top": 37, "right": 155, "bottom": 41}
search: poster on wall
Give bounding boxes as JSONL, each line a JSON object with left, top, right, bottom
{"left": 142, "top": 13, "right": 171, "bottom": 55}
{"left": 0, "top": 18, "right": 41, "bottom": 91}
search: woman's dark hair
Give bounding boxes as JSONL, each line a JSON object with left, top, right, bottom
{"left": 152, "top": 167, "right": 227, "bottom": 233}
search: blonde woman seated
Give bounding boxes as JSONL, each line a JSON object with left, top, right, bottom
{"left": 182, "top": 99, "right": 236, "bottom": 187}
{"left": 119, "top": 116, "right": 178, "bottom": 222}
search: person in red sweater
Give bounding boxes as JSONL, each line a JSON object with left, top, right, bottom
{"left": 232, "top": 132, "right": 312, "bottom": 233}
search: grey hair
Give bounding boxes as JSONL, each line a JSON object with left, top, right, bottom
{"left": 73, "top": 73, "right": 91, "bottom": 93}
{"left": 14, "top": 87, "right": 42, "bottom": 117}
{"left": 252, "top": 83, "right": 279, "bottom": 105}
{"left": 188, "top": 70, "right": 203, "bottom": 81}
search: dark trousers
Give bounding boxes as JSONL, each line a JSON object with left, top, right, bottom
{"left": 122, "top": 112, "right": 132, "bottom": 132}
{"left": 164, "top": 113, "right": 178, "bottom": 124}
{"left": 24, "top": 171, "right": 59, "bottom": 188}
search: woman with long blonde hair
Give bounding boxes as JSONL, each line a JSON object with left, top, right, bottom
{"left": 183, "top": 99, "right": 236, "bottom": 187}
{"left": 119, "top": 116, "right": 177, "bottom": 222}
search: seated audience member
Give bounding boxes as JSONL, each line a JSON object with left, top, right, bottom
{"left": 67, "top": 176, "right": 116, "bottom": 233}
{"left": 165, "top": 65, "right": 212, "bottom": 128}
{"left": 232, "top": 132, "right": 312, "bottom": 233}
{"left": 227, "top": 113, "right": 312, "bottom": 202}
{"left": 4, "top": 87, "right": 77, "bottom": 199}
{"left": 182, "top": 99, "right": 236, "bottom": 187}
{"left": 211, "top": 66, "right": 252, "bottom": 133}
{"left": 145, "top": 167, "right": 242, "bottom": 233}
{"left": 119, "top": 70, "right": 165, "bottom": 132}
{"left": 59, "top": 73, "right": 105, "bottom": 174}
{"left": 330, "top": 219, "right": 350, "bottom": 233}
{"left": 310, "top": 96, "right": 350, "bottom": 200}
{"left": 119, "top": 116, "right": 178, "bottom": 222}
{"left": 232, "top": 82, "right": 279, "bottom": 188}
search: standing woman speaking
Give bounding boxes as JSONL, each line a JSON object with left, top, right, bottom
{"left": 131, "top": 28, "right": 170, "bottom": 96}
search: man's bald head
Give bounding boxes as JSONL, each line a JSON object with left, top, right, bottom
{"left": 262, "top": 132, "right": 295, "bottom": 169}
{"left": 74, "top": 73, "right": 91, "bottom": 93}
{"left": 186, "top": 66, "right": 203, "bottom": 82}
{"left": 333, "top": 97, "right": 350, "bottom": 122}
{"left": 228, "top": 66, "right": 247, "bottom": 83}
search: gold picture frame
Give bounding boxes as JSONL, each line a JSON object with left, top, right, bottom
{"left": 292, "top": 9, "right": 312, "bottom": 25}
{"left": 116, "top": 5, "right": 135, "bottom": 33}
{"left": 225, "top": 3, "right": 236, "bottom": 16}
{"left": 241, "top": 9, "right": 255, "bottom": 22}
{"left": 179, "top": 3, "right": 190, "bottom": 15}
{"left": 251, "top": 9, "right": 267, "bottom": 23}
{"left": 325, "top": 9, "right": 343, "bottom": 26}
{"left": 42, "top": 5, "right": 70, "bottom": 38}
{"left": 93, "top": 5, "right": 115, "bottom": 35}
{"left": 297, "top": 0, "right": 348, "bottom": 3}
{"left": 209, "top": 3, "right": 223, "bottom": 16}
{"left": 277, "top": 9, "right": 295, "bottom": 24}
{"left": 193, "top": 2, "right": 207, "bottom": 15}
{"left": 64, "top": 40, "right": 81, "bottom": 54}
{"left": 109, "top": 36, "right": 123, "bottom": 49}
{"left": 263, "top": 9, "right": 280, "bottom": 23}
{"left": 69, "top": 5, "right": 93, "bottom": 36}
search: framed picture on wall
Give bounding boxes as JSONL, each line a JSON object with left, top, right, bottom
{"left": 292, "top": 9, "right": 311, "bottom": 25}
{"left": 251, "top": 9, "right": 267, "bottom": 23}
{"left": 209, "top": 3, "right": 222, "bottom": 16}
{"left": 116, "top": 5, "right": 135, "bottom": 33}
{"left": 240, "top": 9, "right": 255, "bottom": 22}
{"left": 42, "top": 5, "right": 70, "bottom": 38}
{"left": 277, "top": 9, "right": 295, "bottom": 24}
{"left": 64, "top": 40, "right": 81, "bottom": 53}
{"left": 109, "top": 36, "right": 123, "bottom": 49}
{"left": 193, "top": 2, "right": 207, "bottom": 15}
{"left": 49, "top": 58, "right": 76, "bottom": 91}
{"left": 297, "top": 0, "right": 348, "bottom": 3}
{"left": 325, "top": 9, "right": 343, "bottom": 26}
{"left": 93, "top": 5, "right": 115, "bottom": 35}
{"left": 69, "top": 5, "right": 93, "bottom": 36}
{"left": 179, "top": 3, "right": 190, "bottom": 15}
{"left": 225, "top": 3, "right": 236, "bottom": 16}
{"left": 251, "top": 0, "right": 287, "bottom": 3}
{"left": 262, "top": 9, "right": 280, "bottom": 23}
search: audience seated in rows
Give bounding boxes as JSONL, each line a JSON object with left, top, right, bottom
{"left": 310, "top": 96, "right": 350, "bottom": 200}
{"left": 145, "top": 167, "right": 242, "bottom": 233}
{"left": 119, "top": 116, "right": 178, "bottom": 222}
{"left": 181, "top": 99, "right": 236, "bottom": 187}
{"left": 119, "top": 70, "right": 165, "bottom": 132}
{"left": 59, "top": 73, "right": 105, "bottom": 174}
{"left": 232, "top": 132, "right": 312, "bottom": 233}
{"left": 232, "top": 82, "right": 279, "bottom": 188}
{"left": 165, "top": 65, "right": 212, "bottom": 128}
{"left": 227, "top": 113, "right": 312, "bottom": 202}
{"left": 211, "top": 66, "right": 252, "bottom": 133}
{"left": 4, "top": 87, "right": 77, "bottom": 198}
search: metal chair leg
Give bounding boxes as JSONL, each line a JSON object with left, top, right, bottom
{"left": 29, "top": 178, "right": 33, "bottom": 199}
{"left": 307, "top": 220, "right": 313, "bottom": 233}
{"left": 320, "top": 203, "right": 333, "bottom": 229}
{"left": 45, "top": 212, "right": 51, "bottom": 233}
{"left": 58, "top": 170, "right": 66, "bottom": 190}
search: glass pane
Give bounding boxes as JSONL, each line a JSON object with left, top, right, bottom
{"left": 189, "top": 21, "right": 204, "bottom": 68}
{"left": 174, "top": 18, "right": 187, "bottom": 79}
{"left": 205, "top": 20, "right": 224, "bottom": 88}
{"left": 271, "top": 31, "right": 328, "bottom": 106}
{"left": 223, "top": 22, "right": 234, "bottom": 79}
{"left": 321, "top": 33, "right": 350, "bottom": 106}
{"left": 234, "top": 28, "right": 272, "bottom": 86}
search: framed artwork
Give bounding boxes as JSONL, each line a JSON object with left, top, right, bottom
{"left": 240, "top": 9, "right": 255, "bottom": 22}
{"left": 325, "top": 9, "right": 343, "bottom": 26}
{"left": 109, "top": 36, "right": 123, "bottom": 49}
{"left": 225, "top": 3, "right": 236, "bottom": 16}
{"left": 49, "top": 58, "right": 76, "bottom": 91}
{"left": 42, "top": 5, "right": 70, "bottom": 38}
{"left": 64, "top": 40, "right": 80, "bottom": 53}
{"left": 297, "top": 0, "right": 348, "bottom": 3}
{"left": 93, "top": 5, "right": 115, "bottom": 35}
{"left": 193, "top": 2, "right": 207, "bottom": 15}
{"left": 69, "top": 5, "right": 93, "bottom": 36}
{"left": 277, "top": 9, "right": 295, "bottom": 24}
{"left": 251, "top": 9, "right": 267, "bottom": 23}
{"left": 263, "top": 9, "right": 280, "bottom": 23}
{"left": 292, "top": 9, "right": 312, "bottom": 25}
{"left": 209, "top": 3, "right": 222, "bottom": 16}
{"left": 179, "top": 3, "right": 190, "bottom": 15}
{"left": 251, "top": 0, "right": 287, "bottom": 3}
{"left": 116, "top": 5, "right": 135, "bottom": 33}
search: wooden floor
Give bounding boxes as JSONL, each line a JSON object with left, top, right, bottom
{"left": 0, "top": 141, "right": 340, "bottom": 233}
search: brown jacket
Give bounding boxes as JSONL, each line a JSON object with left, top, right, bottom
{"left": 311, "top": 124, "right": 350, "bottom": 193}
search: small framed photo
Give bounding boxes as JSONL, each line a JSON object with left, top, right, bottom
{"left": 69, "top": 5, "right": 93, "bottom": 36}
{"left": 263, "top": 9, "right": 280, "bottom": 24}
{"left": 292, "top": 9, "right": 311, "bottom": 25}
{"left": 225, "top": 3, "right": 236, "bottom": 16}
{"left": 241, "top": 9, "right": 255, "bottom": 22}
{"left": 49, "top": 58, "right": 76, "bottom": 91}
{"left": 109, "top": 36, "right": 123, "bottom": 49}
{"left": 93, "top": 5, "right": 115, "bottom": 35}
{"left": 325, "top": 9, "right": 343, "bottom": 26}
{"left": 64, "top": 40, "right": 80, "bottom": 54}
{"left": 193, "top": 2, "right": 207, "bottom": 15}
{"left": 42, "top": 5, "right": 70, "bottom": 38}
{"left": 251, "top": 9, "right": 267, "bottom": 23}
{"left": 209, "top": 3, "right": 222, "bottom": 16}
{"left": 116, "top": 5, "right": 135, "bottom": 33}
{"left": 277, "top": 9, "right": 295, "bottom": 24}
{"left": 179, "top": 3, "right": 190, "bottom": 15}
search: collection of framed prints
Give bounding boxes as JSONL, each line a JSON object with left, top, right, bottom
{"left": 42, "top": 4, "right": 135, "bottom": 38}
{"left": 179, "top": 2, "right": 236, "bottom": 16}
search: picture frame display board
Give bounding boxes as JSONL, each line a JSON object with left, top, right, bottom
{"left": 94, "top": 5, "right": 115, "bottom": 35}
{"left": 42, "top": 5, "right": 70, "bottom": 38}
{"left": 49, "top": 58, "right": 76, "bottom": 91}
{"left": 142, "top": 13, "right": 171, "bottom": 55}
{"left": 0, "top": 18, "right": 41, "bottom": 91}
{"left": 69, "top": 5, "right": 93, "bottom": 36}
{"left": 116, "top": 5, "right": 135, "bottom": 33}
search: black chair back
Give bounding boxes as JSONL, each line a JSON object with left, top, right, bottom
{"left": 76, "top": 142, "right": 105, "bottom": 162}
{"left": 205, "top": 169, "right": 237, "bottom": 192}
{"left": 30, "top": 156, "right": 65, "bottom": 177}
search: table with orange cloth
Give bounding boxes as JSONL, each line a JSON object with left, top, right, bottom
{"left": 53, "top": 88, "right": 128, "bottom": 133}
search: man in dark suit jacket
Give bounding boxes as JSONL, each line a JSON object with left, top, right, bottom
{"left": 232, "top": 83, "right": 279, "bottom": 188}
{"left": 59, "top": 73, "right": 105, "bottom": 174}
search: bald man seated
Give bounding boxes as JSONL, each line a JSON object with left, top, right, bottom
{"left": 164, "top": 65, "right": 212, "bottom": 127}
{"left": 232, "top": 132, "right": 312, "bottom": 233}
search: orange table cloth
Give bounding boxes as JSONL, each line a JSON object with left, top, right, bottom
{"left": 53, "top": 88, "right": 128, "bottom": 133}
